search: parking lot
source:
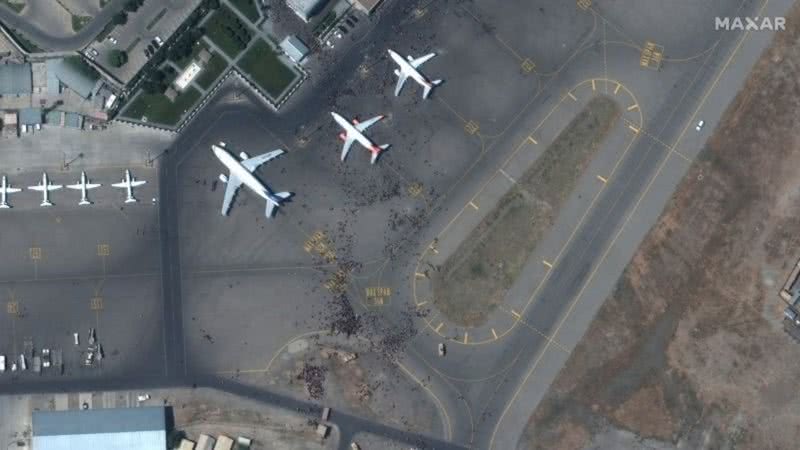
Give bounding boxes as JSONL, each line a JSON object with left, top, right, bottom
{"left": 0, "top": 167, "right": 163, "bottom": 383}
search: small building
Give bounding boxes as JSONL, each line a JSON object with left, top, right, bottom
{"left": 198, "top": 48, "right": 212, "bottom": 64}
{"left": 165, "top": 87, "right": 178, "bottom": 102}
{"left": 32, "top": 406, "right": 167, "bottom": 450}
{"left": 18, "top": 107, "right": 42, "bottom": 127}
{"left": 174, "top": 61, "right": 202, "bottom": 91}
{"left": 213, "top": 435, "right": 234, "bottom": 450}
{"left": 197, "top": 434, "right": 216, "bottom": 450}
{"left": 178, "top": 438, "right": 197, "bottom": 450}
{"left": 353, "top": 0, "right": 383, "bottom": 14}
{"left": 286, "top": 0, "right": 330, "bottom": 22}
{"left": 64, "top": 112, "right": 84, "bottom": 129}
{"left": 46, "top": 58, "right": 99, "bottom": 99}
{"left": 2, "top": 110, "right": 18, "bottom": 137}
{"left": 280, "top": 35, "right": 310, "bottom": 63}
{"left": 0, "top": 62, "right": 32, "bottom": 96}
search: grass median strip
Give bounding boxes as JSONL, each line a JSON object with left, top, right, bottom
{"left": 431, "top": 96, "right": 621, "bottom": 327}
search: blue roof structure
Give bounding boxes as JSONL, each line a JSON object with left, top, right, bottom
{"left": 46, "top": 58, "right": 98, "bottom": 99}
{"left": 18, "top": 107, "right": 42, "bottom": 125}
{"left": 0, "top": 63, "right": 32, "bottom": 95}
{"left": 33, "top": 407, "right": 167, "bottom": 450}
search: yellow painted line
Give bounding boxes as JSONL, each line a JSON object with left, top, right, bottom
{"left": 627, "top": 103, "right": 639, "bottom": 111}
{"left": 434, "top": 322, "right": 444, "bottom": 333}
{"left": 415, "top": 272, "right": 427, "bottom": 278}
{"left": 596, "top": 175, "right": 608, "bottom": 183}
{"left": 510, "top": 309, "right": 521, "bottom": 319}
{"left": 591, "top": 79, "right": 596, "bottom": 91}
{"left": 499, "top": 168, "right": 516, "bottom": 184}
{"left": 417, "top": 301, "right": 428, "bottom": 307}
{"left": 566, "top": 91, "right": 577, "bottom": 101}
{"left": 430, "top": 247, "right": 439, "bottom": 254}
{"left": 463, "top": 332, "right": 469, "bottom": 344}
{"left": 468, "top": 201, "right": 479, "bottom": 210}
{"left": 628, "top": 124, "right": 640, "bottom": 134}
{"left": 527, "top": 135, "right": 537, "bottom": 144}
{"left": 542, "top": 260, "right": 553, "bottom": 268}
{"left": 491, "top": 328, "right": 498, "bottom": 340}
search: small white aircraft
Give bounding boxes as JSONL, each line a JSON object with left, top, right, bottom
{"left": 388, "top": 48, "right": 442, "bottom": 99}
{"left": 0, "top": 176, "right": 22, "bottom": 208}
{"left": 212, "top": 142, "right": 292, "bottom": 218}
{"left": 331, "top": 111, "right": 390, "bottom": 164}
{"left": 29, "top": 172, "right": 62, "bottom": 207}
{"left": 112, "top": 170, "right": 146, "bottom": 203}
{"left": 66, "top": 171, "right": 101, "bottom": 206}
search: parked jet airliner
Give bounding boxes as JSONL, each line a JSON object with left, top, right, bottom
{"left": 29, "top": 173, "right": 62, "bottom": 207}
{"left": 67, "top": 171, "right": 101, "bottom": 205}
{"left": 388, "top": 48, "right": 442, "bottom": 99}
{"left": 331, "top": 111, "right": 390, "bottom": 164}
{"left": 0, "top": 176, "right": 22, "bottom": 208}
{"left": 112, "top": 170, "right": 146, "bottom": 203}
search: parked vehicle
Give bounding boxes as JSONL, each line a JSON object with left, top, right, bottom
{"left": 154, "top": 36, "right": 164, "bottom": 47}
{"left": 0, "top": 355, "right": 5, "bottom": 372}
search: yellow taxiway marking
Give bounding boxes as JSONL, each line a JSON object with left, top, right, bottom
{"left": 597, "top": 175, "right": 608, "bottom": 183}
{"left": 510, "top": 309, "right": 521, "bottom": 319}
{"left": 415, "top": 272, "right": 427, "bottom": 278}
{"left": 527, "top": 136, "right": 538, "bottom": 144}
{"left": 628, "top": 124, "right": 640, "bottom": 134}
{"left": 499, "top": 168, "right": 516, "bottom": 184}
{"left": 591, "top": 79, "right": 596, "bottom": 91}
{"left": 429, "top": 246, "right": 439, "bottom": 254}
{"left": 627, "top": 103, "right": 639, "bottom": 111}
{"left": 468, "top": 201, "right": 479, "bottom": 210}
{"left": 435, "top": 322, "right": 444, "bottom": 333}
{"left": 463, "top": 333, "right": 469, "bottom": 344}
{"left": 566, "top": 91, "right": 577, "bottom": 101}
{"left": 614, "top": 83, "right": 621, "bottom": 94}
{"left": 491, "top": 328, "right": 498, "bottom": 340}
{"left": 417, "top": 301, "right": 428, "bottom": 307}
{"left": 542, "top": 260, "right": 553, "bottom": 268}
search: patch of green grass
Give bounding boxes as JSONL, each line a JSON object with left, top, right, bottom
{"left": 146, "top": 8, "right": 168, "bottom": 30}
{"left": 229, "top": 0, "right": 259, "bottom": 23}
{"left": 122, "top": 86, "right": 202, "bottom": 127}
{"left": 204, "top": 5, "right": 252, "bottom": 58}
{"left": 0, "top": 1, "right": 25, "bottom": 13}
{"left": 196, "top": 52, "right": 228, "bottom": 89}
{"left": 72, "top": 14, "right": 92, "bottom": 32}
{"left": 100, "top": 0, "right": 110, "bottom": 7}
{"left": 237, "top": 39, "right": 298, "bottom": 98}
{"left": 7, "top": 28, "right": 42, "bottom": 52}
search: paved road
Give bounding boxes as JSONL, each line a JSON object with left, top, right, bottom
{"left": 0, "top": 0, "right": 128, "bottom": 51}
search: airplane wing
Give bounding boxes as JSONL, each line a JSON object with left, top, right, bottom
{"left": 394, "top": 72, "right": 408, "bottom": 96}
{"left": 66, "top": 184, "right": 83, "bottom": 190}
{"left": 340, "top": 136, "right": 356, "bottom": 161}
{"left": 29, "top": 185, "right": 45, "bottom": 192}
{"left": 111, "top": 181, "right": 128, "bottom": 188}
{"left": 86, "top": 183, "right": 101, "bottom": 189}
{"left": 355, "top": 115, "right": 382, "bottom": 132}
{"left": 48, "top": 184, "right": 62, "bottom": 190}
{"left": 6, "top": 187, "right": 21, "bottom": 193}
{"left": 241, "top": 150, "right": 284, "bottom": 173}
{"left": 220, "top": 174, "right": 243, "bottom": 215}
{"left": 409, "top": 52, "right": 436, "bottom": 68}
{"left": 130, "top": 180, "right": 146, "bottom": 187}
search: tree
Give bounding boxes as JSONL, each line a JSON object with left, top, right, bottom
{"left": 112, "top": 11, "right": 127, "bottom": 25}
{"left": 108, "top": 49, "right": 128, "bottom": 67}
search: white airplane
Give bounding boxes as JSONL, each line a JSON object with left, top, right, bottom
{"left": 0, "top": 176, "right": 22, "bottom": 208}
{"left": 388, "top": 48, "right": 442, "bottom": 99}
{"left": 66, "top": 171, "right": 101, "bottom": 206}
{"left": 212, "top": 143, "right": 292, "bottom": 218}
{"left": 112, "top": 170, "right": 146, "bottom": 203}
{"left": 331, "top": 111, "right": 390, "bottom": 164}
{"left": 28, "top": 172, "right": 62, "bottom": 207}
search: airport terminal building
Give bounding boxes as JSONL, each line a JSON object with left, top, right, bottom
{"left": 33, "top": 406, "right": 167, "bottom": 450}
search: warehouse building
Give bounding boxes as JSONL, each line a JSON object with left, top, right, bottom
{"left": 33, "top": 406, "right": 167, "bottom": 450}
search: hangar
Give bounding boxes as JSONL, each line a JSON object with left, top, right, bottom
{"left": 33, "top": 406, "right": 167, "bottom": 450}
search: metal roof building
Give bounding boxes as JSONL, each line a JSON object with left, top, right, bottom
{"left": 0, "top": 63, "right": 32, "bottom": 95}
{"left": 280, "top": 35, "right": 309, "bottom": 63}
{"left": 33, "top": 407, "right": 167, "bottom": 450}
{"left": 46, "top": 58, "right": 99, "bottom": 99}
{"left": 285, "top": 0, "right": 329, "bottom": 22}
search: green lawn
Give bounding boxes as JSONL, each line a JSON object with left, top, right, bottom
{"left": 229, "top": 0, "right": 259, "bottom": 23}
{"left": 172, "top": 41, "right": 208, "bottom": 69}
{"left": 122, "top": 87, "right": 201, "bottom": 127}
{"left": 1, "top": 0, "right": 24, "bottom": 13}
{"left": 196, "top": 52, "right": 228, "bottom": 89}
{"left": 237, "top": 39, "right": 298, "bottom": 98}
{"left": 204, "top": 5, "right": 252, "bottom": 58}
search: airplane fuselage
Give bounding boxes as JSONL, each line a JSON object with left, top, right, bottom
{"left": 332, "top": 112, "right": 379, "bottom": 151}
{"left": 212, "top": 145, "right": 272, "bottom": 200}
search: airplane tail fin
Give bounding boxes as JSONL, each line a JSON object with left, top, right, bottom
{"left": 125, "top": 197, "right": 138, "bottom": 204}
{"left": 0, "top": 203, "right": 9, "bottom": 209}
{"left": 371, "top": 144, "right": 391, "bottom": 164}
{"left": 266, "top": 192, "right": 293, "bottom": 217}
{"left": 79, "top": 200, "right": 91, "bottom": 206}
{"left": 423, "top": 80, "right": 443, "bottom": 99}
{"left": 41, "top": 200, "right": 52, "bottom": 207}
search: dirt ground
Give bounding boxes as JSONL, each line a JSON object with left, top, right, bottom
{"left": 433, "top": 96, "right": 620, "bottom": 327}
{"left": 520, "top": 4, "right": 800, "bottom": 450}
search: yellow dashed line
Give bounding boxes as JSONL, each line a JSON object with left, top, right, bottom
{"left": 628, "top": 124, "right": 640, "bottom": 134}
{"left": 435, "top": 322, "right": 444, "bottom": 333}
{"left": 566, "top": 91, "right": 577, "bottom": 101}
{"left": 491, "top": 328, "right": 498, "bottom": 340}
{"left": 499, "top": 168, "right": 516, "bottom": 184}
{"left": 596, "top": 175, "right": 608, "bottom": 183}
{"left": 542, "top": 260, "right": 553, "bottom": 268}
{"left": 614, "top": 83, "right": 621, "bottom": 94}
{"left": 591, "top": 79, "right": 596, "bottom": 91}
{"left": 463, "top": 332, "right": 469, "bottom": 344}
{"left": 417, "top": 301, "right": 428, "bottom": 307}
{"left": 510, "top": 309, "right": 521, "bottom": 319}
{"left": 627, "top": 103, "right": 639, "bottom": 111}
{"left": 415, "top": 272, "right": 427, "bottom": 278}
{"left": 527, "top": 136, "right": 538, "bottom": 144}
{"left": 468, "top": 201, "right": 479, "bottom": 210}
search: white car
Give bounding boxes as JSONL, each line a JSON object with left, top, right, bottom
{"left": 154, "top": 36, "right": 164, "bottom": 47}
{"left": 0, "top": 355, "right": 5, "bottom": 372}
{"left": 137, "top": 393, "right": 151, "bottom": 402}
{"left": 695, "top": 120, "right": 704, "bottom": 131}
{"left": 438, "top": 343, "right": 446, "bottom": 356}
